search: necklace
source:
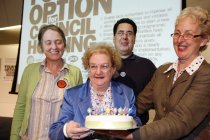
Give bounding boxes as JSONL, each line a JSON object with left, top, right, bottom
{"left": 91, "top": 87, "right": 106, "bottom": 97}
{"left": 96, "top": 93, "right": 105, "bottom": 97}
{"left": 90, "top": 82, "right": 110, "bottom": 98}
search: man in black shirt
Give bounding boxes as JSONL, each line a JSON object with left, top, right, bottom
{"left": 113, "top": 18, "right": 156, "bottom": 125}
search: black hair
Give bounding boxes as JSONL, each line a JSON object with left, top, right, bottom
{"left": 113, "top": 18, "right": 137, "bottom": 36}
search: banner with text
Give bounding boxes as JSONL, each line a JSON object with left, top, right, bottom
{"left": 18, "top": 0, "right": 182, "bottom": 83}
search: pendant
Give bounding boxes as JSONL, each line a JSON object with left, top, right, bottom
{"left": 96, "top": 93, "right": 104, "bottom": 97}
{"left": 120, "top": 71, "right": 126, "bottom": 77}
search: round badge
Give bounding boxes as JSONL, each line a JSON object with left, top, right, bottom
{"left": 120, "top": 72, "right": 126, "bottom": 77}
{"left": 57, "top": 80, "right": 67, "bottom": 88}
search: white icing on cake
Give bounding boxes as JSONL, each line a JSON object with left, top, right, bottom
{"left": 85, "top": 115, "right": 133, "bottom": 130}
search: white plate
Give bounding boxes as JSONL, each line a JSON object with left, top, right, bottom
{"left": 90, "top": 126, "right": 139, "bottom": 131}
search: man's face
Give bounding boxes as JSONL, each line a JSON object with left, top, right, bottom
{"left": 113, "top": 23, "right": 136, "bottom": 58}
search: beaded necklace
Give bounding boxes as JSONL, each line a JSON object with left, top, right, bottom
{"left": 90, "top": 83, "right": 113, "bottom": 112}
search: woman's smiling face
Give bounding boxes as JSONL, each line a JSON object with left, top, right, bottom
{"left": 88, "top": 53, "right": 115, "bottom": 91}
{"left": 173, "top": 17, "right": 205, "bottom": 62}
{"left": 41, "top": 29, "right": 65, "bottom": 62}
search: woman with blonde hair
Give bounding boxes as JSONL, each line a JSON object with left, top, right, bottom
{"left": 49, "top": 42, "right": 141, "bottom": 140}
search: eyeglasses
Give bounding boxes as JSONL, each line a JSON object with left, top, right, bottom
{"left": 89, "top": 63, "right": 111, "bottom": 71}
{"left": 171, "top": 33, "right": 203, "bottom": 40}
{"left": 116, "top": 31, "right": 134, "bottom": 37}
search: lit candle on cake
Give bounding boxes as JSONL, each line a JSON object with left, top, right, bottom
{"left": 118, "top": 107, "right": 123, "bottom": 115}
{"left": 87, "top": 107, "right": 92, "bottom": 115}
{"left": 113, "top": 108, "right": 118, "bottom": 115}
{"left": 105, "top": 107, "right": 111, "bottom": 115}
{"left": 100, "top": 107, "right": 105, "bottom": 115}
{"left": 94, "top": 107, "right": 99, "bottom": 115}
{"left": 123, "top": 107, "right": 128, "bottom": 115}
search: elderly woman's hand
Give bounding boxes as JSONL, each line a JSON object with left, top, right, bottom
{"left": 66, "top": 121, "right": 91, "bottom": 139}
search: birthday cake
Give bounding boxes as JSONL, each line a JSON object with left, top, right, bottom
{"left": 85, "top": 115, "right": 133, "bottom": 130}
{"left": 85, "top": 107, "right": 134, "bottom": 130}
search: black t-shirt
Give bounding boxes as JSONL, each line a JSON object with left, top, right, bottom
{"left": 114, "top": 53, "right": 156, "bottom": 124}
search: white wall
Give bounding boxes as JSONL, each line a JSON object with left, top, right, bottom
{"left": 0, "top": 44, "right": 18, "bottom": 117}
